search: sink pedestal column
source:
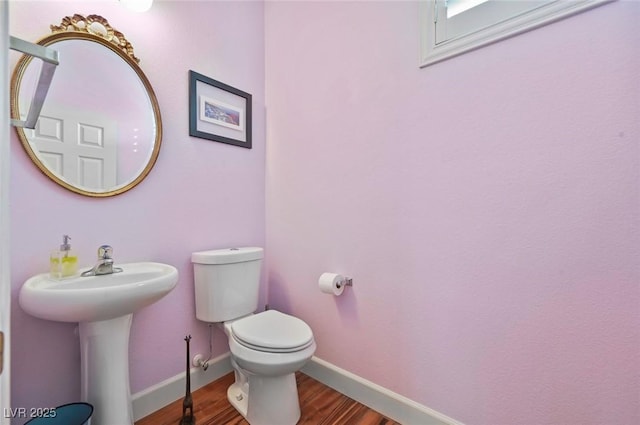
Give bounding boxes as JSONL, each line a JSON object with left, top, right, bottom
{"left": 79, "top": 314, "right": 134, "bottom": 425}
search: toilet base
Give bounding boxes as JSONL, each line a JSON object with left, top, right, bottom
{"left": 227, "top": 368, "right": 301, "bottom": 425}
{"left": 227, "top": 381, "right": 249, "bottom": 418}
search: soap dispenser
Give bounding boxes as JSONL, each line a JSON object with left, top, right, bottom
{"left": 50, "top": 235, "right": 78, "bottom": 279}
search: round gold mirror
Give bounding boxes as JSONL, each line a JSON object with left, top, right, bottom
{"left": 10, "top": 14, "right": 162, "bottom": 197}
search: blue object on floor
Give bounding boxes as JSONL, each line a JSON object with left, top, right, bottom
{"left": 24, "top": 403, "right": 93, "bottom": 425}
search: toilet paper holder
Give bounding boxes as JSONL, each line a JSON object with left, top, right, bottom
{"left": 318, "top": 272, "right": 353, "bottom": 296}
{"left": 336, "top": 277, "right": 353, "bottom": 289}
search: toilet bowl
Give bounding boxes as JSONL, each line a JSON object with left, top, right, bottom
{"left": 191, "top": 247, "right": 316, "bottom": 425}
{"left": 221, "top": 310, "right": 316, "bottom": 425}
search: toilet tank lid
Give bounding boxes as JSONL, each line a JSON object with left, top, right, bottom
{"left": 192, "top": 247, "right": 263, "bottom": 264}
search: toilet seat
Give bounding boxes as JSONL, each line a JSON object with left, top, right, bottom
{"left": 230, "top": 310, "right": 314, "bottom": 353}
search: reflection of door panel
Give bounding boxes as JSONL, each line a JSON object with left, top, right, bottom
{"left": 26, "top": 109, "right": 117, "bottom": 190}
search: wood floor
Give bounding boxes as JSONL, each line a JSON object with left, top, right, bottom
{"left": 135, "top": 372, "right": 400, "bottom": 425}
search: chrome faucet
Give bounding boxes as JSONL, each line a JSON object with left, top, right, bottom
{"left": 81, "top": 245, "right": 123, "bottom": 276}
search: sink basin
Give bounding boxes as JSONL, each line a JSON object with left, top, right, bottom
{"left": 19, "top": 261, "right": 178, "bottom": 323}
{"left": 20, "top": 262, "right": 178, "bottom": 323}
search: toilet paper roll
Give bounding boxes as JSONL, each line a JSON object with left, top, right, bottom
{"left": 319, "top": 272, "right": 345, "bottom": 296}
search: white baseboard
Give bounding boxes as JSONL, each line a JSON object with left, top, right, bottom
{"left": 132, "top": 353, "right": 463, "bottom": 425}
{"left": 301, "top": 356, "right": 464, "bottom": 425}
{"left": 131, "top": 353, "right": 232, "bottom": 421}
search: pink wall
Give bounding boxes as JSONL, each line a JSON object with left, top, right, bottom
{"left": 9, "top": 0, "right": 265, "bottom": 420}
{"left": 265, "top": 1, "right": 639, "bottom": 424}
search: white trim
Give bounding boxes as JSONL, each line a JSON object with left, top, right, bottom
{"left": 132, "top": 353, "right": 463, "bottom": 424}
{"left": 302, "top": 356, "right": 464, "bottom": 425}
{"left": 419, "top": 0, "right": 615, "bottom": 67}
{"left": 0, "top": 3, "right": 11, "bottom": 424}
{"left": 131, "top": 353, "right": 232, "bottom": 421}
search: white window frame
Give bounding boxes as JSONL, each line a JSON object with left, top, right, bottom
{"left": 419, "top": 0, "right": 615, "bottom": 68}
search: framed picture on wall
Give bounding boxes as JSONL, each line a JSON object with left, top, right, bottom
{"left": 189, "top": 70, "right": 252, "bottom": 149}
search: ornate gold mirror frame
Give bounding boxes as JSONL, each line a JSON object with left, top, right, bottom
{"left": 10, "top": 14, "right": 163, "bottom": 197}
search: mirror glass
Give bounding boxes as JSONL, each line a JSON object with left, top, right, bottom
{"left": 11, "top": 15, "right": 162, "bottom": 197}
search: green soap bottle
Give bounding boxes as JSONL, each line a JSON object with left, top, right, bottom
{"left": 50, "top": 235, "right": 78, "bottom": 279}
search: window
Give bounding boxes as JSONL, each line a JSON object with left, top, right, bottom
{"left": 420, "top": 0, "right": 614, "bottom": 67}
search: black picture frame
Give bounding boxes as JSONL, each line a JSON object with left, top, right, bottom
{"left": 189, "top": 70, "right": 252, "bottom": 149}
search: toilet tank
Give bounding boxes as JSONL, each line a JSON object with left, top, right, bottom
{"left": 191, "top": 247, "right": 263, "bottom": 323}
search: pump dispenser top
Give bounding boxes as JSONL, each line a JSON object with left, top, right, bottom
{"left": 60, "top": 234, "right": 72, "bottom": 252}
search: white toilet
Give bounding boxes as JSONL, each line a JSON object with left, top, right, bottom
{"left": 191, "top": 247, "right": 316, "bottom": 425}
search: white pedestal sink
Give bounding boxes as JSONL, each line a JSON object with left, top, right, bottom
{"left": 19, "top": 262, "right": 178, "bottom": 425}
